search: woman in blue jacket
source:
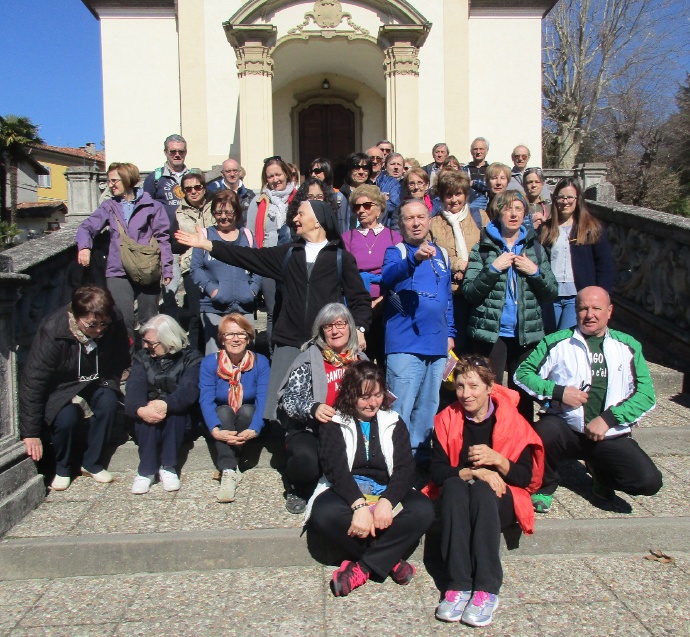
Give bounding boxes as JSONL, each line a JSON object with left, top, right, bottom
{"left": 539, "top": 177, "right": 615, "bottom": 332}
{"left": 199, "top": 313, "right": 270, "bottom": 503}
{"left": 190, "top": 190, "right": 261, "bottom": 354}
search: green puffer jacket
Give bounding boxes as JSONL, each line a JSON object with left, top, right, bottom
{"left": 462, "top": 227, "right": 557, "bottom": 345}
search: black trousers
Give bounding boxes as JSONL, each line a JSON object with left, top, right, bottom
{"left": 310, "top": 488, "right": 435, "bottom": 578}
{"left": 182, "top": 272, "right": 204, "bottom": 353}
{"left": 215, "top": 404, "right": 254, "bottom": 471}
{"left": 284, "top": 429, "right": 321, "bottom": 490}
{"left": 440, "top": 477, "right": 516, "bottom": 594}
{"left": 473, "top": 337, "right": 534, "bottom": 423}
{"left": 51, "top": 387, "right": 119, "bottom": 477}
{"left": 534, "top": 415, "right": 663, "bottom": 496}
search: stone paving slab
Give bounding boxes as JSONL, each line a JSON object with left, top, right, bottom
{"left": 0, "top": 553, "right": 688, "bottom": 637}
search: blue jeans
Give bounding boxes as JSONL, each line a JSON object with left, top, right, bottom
{"left": 386, "top": 353, "right": 446, "bottom": 463}
{"left": 553, "top": 295, "right": 577, "bottom": 331}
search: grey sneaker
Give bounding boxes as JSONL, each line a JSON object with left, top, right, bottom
{"left": 461, "top": 591, "right": 499, "bottom": 627}
{"left": 435, "top": 590, "right": 472, "bottom": 622}
{"left": 217, "top": 469, "right": 239, "bottom": 503}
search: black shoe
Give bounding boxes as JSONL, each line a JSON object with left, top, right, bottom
{"left": 285, "top": 486, "right": 307, "bottom": 514}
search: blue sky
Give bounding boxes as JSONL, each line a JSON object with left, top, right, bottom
{"left": 1, "top": 0, "right": 104, "bottom": 148}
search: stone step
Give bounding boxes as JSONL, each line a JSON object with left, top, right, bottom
{"left": 1, "top": 515, "right": 689, "bottom": 581}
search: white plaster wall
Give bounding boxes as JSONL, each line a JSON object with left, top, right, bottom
{"left": 468, "top": 17, "right": 544, "bottom": 166}
{"left": 100, "top": 17, "right": 181, "bottom": 170}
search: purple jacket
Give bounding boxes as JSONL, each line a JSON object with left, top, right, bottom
{"left": 76, "top": 191, "right": 173, "bottom": 279}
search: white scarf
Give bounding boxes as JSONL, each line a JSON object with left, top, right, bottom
{"left": 264, "top": 182, "right": 295, "bottom": 227}
{"left": 441, "top": 205, "right": 470, "bottom": 262}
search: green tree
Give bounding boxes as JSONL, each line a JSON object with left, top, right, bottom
{"left": 0, "top": 114, "right": 45, "bottom": 224}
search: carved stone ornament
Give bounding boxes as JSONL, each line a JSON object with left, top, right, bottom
{"left": 384, "top": 45, "right": 420, "bottom": 77}
{"left": 234, "top": 44, "right": 274, "bottom": 77}
{"left": 287, "top": 1, "right": 369, "bottom": 37}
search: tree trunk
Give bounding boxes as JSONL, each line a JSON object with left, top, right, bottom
{"left": 556, "top": 128, "right": 581, "bottom": 169}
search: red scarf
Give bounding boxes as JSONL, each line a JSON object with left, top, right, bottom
{"left": 423, "top": 384, "right": 545, "bottom": 534}
{"left": 217, "top": 350, "right": 255, "bottom": 413}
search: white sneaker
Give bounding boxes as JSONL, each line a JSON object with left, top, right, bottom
{"left": 217, "top": 469, "right": 238, "bottom": 503}
{"left": 51, "top": 475, "right": 71, "bottom": 491}
{"left": 81, "top": 467, "right": 113, "bottom": 484}
{"left": 131, "top": 475, "right": 153, "bottom": 495}
{"left": 159, "top": 468, "right": 181, "bottom": 492}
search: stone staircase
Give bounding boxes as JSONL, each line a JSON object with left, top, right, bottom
{"left": 1, "top": 363, "right": 688, "bottom": 582}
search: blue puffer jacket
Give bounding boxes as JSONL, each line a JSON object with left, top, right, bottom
{"left": 190, "top": 226, "right": 261, "bottom": 315}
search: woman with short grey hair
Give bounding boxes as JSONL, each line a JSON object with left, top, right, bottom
{"left": 277, "top": 303, "right": 366, "bottom": 514}
{"left": 125, "top": 315, "right": 203, "bottom": 494}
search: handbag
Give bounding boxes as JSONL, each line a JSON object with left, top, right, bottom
{"left": 115, "top": 218, "right": 161, "bottom": 285}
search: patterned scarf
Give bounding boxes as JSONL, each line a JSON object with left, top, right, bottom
{"left": 217, "top": 349, "right": 255, "bottom": 413}
{"left": 321, "top": 348, "right": 358, "bottom": 367}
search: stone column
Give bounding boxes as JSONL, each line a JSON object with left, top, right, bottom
{"left": 66, "top": 166, "right": 104, "bottom": 220}
{"left": 224, "top": 25, "right": 277, "bottom": 187}
{"left": 379, "top": 26, "right": 430, "bottom": 160}
{"left": 0, "top": 272, "right": 45, "bottom": 536}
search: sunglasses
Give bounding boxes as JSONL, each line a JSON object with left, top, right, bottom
{"left": 264, "top": 155, "right": 282, "bottom": 163}
{"left": 183, "top": 184, "right": 204, "bottom": 193}
{"left": 353, "top": 201, "right": 376, "bottom": 212}
{"left": 167, "top": 150, "right": 187, "bottom": 156}
{"left": 368, "top": 156, "right": 382, "bottom": 163}
{"left": 352, "top": 165, "right": 369, "bottom": 173}
{"left": 309, "top": 167, "right": 324, "bottom": 175}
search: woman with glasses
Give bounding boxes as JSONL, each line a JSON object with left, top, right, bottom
{"left": 125, "top": 315, "right": 203, "bottom": 494}
{"left": 463, "top": 190, "right": 557, "bottom": 422}
{"left": 246, "top": 157, "right": 297, "bottom": 346}
{"left": 277, "top": 304, "right": 367, "bottom": 514}
{"left": 199, "top": 313, "right": 270, "bottom": 502}
{"left": 190, "top": 190, "right": 261, "bottom": 354}
{"left": 429, "top": 356, "right": 544, "bottom": 627}
{"left": 175, "top": 172, "right": 214, "bottom": 351}
{"left": 19, "top": 286, "right": 130, "bottom": 492}
{"left": 402, "top": 168, "right": 444, "bottom": 217}
{"left": 307, "top": 360, "right": 435, "bottom": 597}
{"left": 539, "top": 177, "right": 615, "bottom": 332}
{"left": 522, "top": 168, "right": 550, "bottom": 231}
{"left": 308, "top": 158, "right": 334, "bottom": 186}
{"left": 338, "top": 152, "right": 373, "bottom": 235}
{"left": 342, "top": 184, "right": 402, "bottom": 366}
{"left": 76, "top": 162, "right": 173, "bottom": 351}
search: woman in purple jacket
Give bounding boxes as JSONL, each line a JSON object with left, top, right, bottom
{"left": 76, "top": 162, "right": 173, "bottom": 352}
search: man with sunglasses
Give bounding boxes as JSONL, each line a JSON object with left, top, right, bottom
{"left": 507, "top": 145, "right": 550, "bottom": 200}
{"left": 207, "top": 159, "right": 255, "bottom": 223}
{"left": 143, "top": 135, "right": 191, "bottom": 319}
{"left": 382, "top": 200, "right": 455, "bottom": 469}
{"left": 514, "top": 286, "right": 662, "bottom": 513}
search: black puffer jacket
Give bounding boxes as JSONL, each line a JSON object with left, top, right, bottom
{"left": 19, "top": 304, "right": 130, "bottom": 438}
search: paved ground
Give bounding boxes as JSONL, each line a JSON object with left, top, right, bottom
{"left": 0, "top": 553, "right": 688, "bottom": 636}
{"left": 1, "top": 352, "right": 688, "bottom": 636}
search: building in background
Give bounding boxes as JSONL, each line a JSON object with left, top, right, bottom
{"left": 83, "top": 0, "right": 556, "bottom": 187}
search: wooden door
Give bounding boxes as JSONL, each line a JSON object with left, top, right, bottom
{"left": 298, "top": 103, "right": 355, "bottom": 188}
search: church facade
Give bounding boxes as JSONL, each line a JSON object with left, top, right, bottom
{"left": 83, "top": 0, "right": 556, "bottom": 185}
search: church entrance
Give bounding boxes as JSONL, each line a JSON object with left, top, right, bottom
{"left": 298, "top": 103, "right": 356, "bottom": 187}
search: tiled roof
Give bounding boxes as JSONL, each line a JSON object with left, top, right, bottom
{"left": 28, "top": 143, "right": 106, "bottom": 164}
{"left": 17, "top": 201, "right": 68, "bottom": 218}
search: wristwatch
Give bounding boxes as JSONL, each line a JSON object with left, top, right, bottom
{"left": 357, "top": 326, "right": 366, "bottom": 333}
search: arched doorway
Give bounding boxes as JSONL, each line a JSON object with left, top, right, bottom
{"left": 298, "top": 103, "right": 355, "bottom": 186}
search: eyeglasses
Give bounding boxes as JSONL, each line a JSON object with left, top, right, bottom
{"left": 368, "top": 156, "right": 382, "bottom": 163}
{"left": 143, "top": 338, "right": 161, "bottom": 347}
{"left": 309, "top": 167, "right": 324, "bottom": 175}
{"left": 106, "top": 178, "right": 121, "bottom": 185}
{"left": 352, "top": 165, "right": 369, "bottom": 173}
{"left": 213, "top": 212, "right": 234, "bottom": 219}
{"left": 306, "top": 194, "right": 324, "bottom": 200}
{"left": 462, "top": 355, "right": 491, "bottom": 369}
{"left": 404, "top": 166, "right": 412, "bottom": 171}
{"left": 555, "top": 196, "right": 577, "bottom": 203}
{"left": 222, "top": 332, "right": 248, "bottom": 340}
{"left": 512, "top": 154, "right": 529, "bottom": 160}
{"left": 407, "top": 181, "right": 427, "bottom": 191}
{"left": 353, "top": 201, "right": 376, "bottom": 212}
{"left": 322, "top": 321, "right": 348, "bottom": 332}
{"left": 183, "top": 184, "right": 204, "bottom": 193}
{"left": 167, "top": 149, "right": 187, "bottom": 156}
{"left": 264, "top": 155, "right": 282, "bottom": 163}
{"left": 79, "top": 318, "right": 111, "bottom": 330}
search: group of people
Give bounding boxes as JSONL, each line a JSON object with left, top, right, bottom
{"left": 18, "top": 134, "right": 663, "bottom": 627}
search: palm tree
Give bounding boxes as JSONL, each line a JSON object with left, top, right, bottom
{"left": 0, "top": 114, "right": 44, "bottom": 224}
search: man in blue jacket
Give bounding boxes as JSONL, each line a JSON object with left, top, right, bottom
{"left": 382, "top": 200, "right": 455, "bottom": 465}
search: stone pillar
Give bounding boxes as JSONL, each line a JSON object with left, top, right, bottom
{"left": 576, "top": 163, "right": 616, "bottom": 202}
{"left": 66, "top": 166, "right": 104, "bottom": 220}
{"left": 0, "top": 272, "right": 45, "bottom": 536}
{"left": 379, "top": 26, "right": 429, "bottom": 161}
{"left": 224, "top": 25, "right": 277, "bottom": 187}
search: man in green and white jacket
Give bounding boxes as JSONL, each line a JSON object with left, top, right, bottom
{"left": 514, "top": 286, "right": 662, "bottom": 512}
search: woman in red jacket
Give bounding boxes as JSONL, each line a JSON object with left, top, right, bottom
{"left": 428, "top": 356, "right": 544, "bottom": 628}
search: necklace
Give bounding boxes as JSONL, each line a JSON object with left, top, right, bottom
{"left": 361, "top": 226, "right": 383, "bottom": 254}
